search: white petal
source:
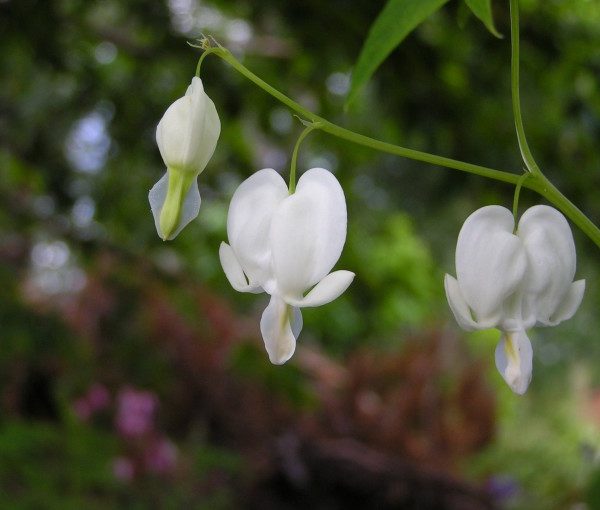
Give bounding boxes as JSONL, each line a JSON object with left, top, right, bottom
{"left": 518, "top": 205, "right": 578, "bottom": 324}
{"left": 156, "top": 77, "right": 220, "bottom": 173}
{"left": 290, "top": 305, "right": 303, "bottom": 339}
{"left": 226, "top": 169, "right": 288, "bottom": 288}
{"left": 495, "top": 329, "right": 533, "bottom": 395}
{"left": 543, "top": 279, "right": 585, "bottom": 326}
{"left": 270, "top": 168, "right": 347, "bottom": 300}
{"left": 286, "top": 270, "right": 355, "bottom": 308}
{"left": 455, "top": 206, "right": 526, "bottom": 325}
{"left": 148, "top": 172, "right": 200, "bottom": 240}
{"left": 444, "top": 274, "right": 478, "bottom": 331}
{"left": 185, "top": 75, "right": 204, "bottom": 97}
{"left": 219, "top": 242, "right": 262, "bottom": 294}
{"left": 260, "top": 295, "right": 303, "bottom": 365}
{"left": 192, "top": 90, "right": 220, "bottom": 174}
{"left": 156, "top": 96, "right": 200, "bottom": 170}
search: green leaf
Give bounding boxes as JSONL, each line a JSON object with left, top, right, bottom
{"left": 464, "top": 0, "right": 502, "bottom": 37}
{"left": 347, "top": 0, "right": 450, "bottom": 105}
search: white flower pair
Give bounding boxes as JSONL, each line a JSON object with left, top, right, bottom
{"left": 150, "top": 77, "right": 353, "bottom": 363}
{"left": 445, "top": 205, "right": 585, "bottom": 394}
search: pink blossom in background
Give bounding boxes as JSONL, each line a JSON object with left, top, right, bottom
{"left": 144, "top": 437, "right": 178, "bottom": 475}
{"left": 115, "top": 387, "right": 158, "bottom": 437}
{"left": 112, "top": 456, "right": 135, "bottom": 483}
{"left": 87, "top": 383, "right": 110, "bottom": 412}
{"left": 73, "top": 383, "right": 110, "bottom": 421}
{"left": 73, "top": 398, "right": 92, "bottom": 421}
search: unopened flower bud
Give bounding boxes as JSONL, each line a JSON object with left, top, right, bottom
{"left": 149, "top": 77, "right": 220, "bottom": 240}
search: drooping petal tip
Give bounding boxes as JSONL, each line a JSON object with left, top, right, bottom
{"left": 286, "top": 270, "right": 355, "bottom": 308}
{"left": 494, "top": 329, "right": 533, "bottom": 395}
{"left": 260, "top": 296, "right": 303, "bottom": 365}
{"left": 544, "top": 279, "right": 585, "bottom": 327}
{"left": 219, "top": 242, "right": 261, "bottom": 293}
{"left": 444, "top": 274, "right": 478, "bottom": 331}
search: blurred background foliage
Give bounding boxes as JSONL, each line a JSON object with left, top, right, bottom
{"left": 1, "top": 0, "right": 600, "bottom": 508}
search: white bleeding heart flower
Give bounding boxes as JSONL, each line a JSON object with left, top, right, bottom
{"left": 149, "top": 77, "right": 221, "bottom": 240}
{"left": 445, "top": 205, "right": 585, "bottom": 394}
{"left": 220, "top": 168, "right": 355, "bottom": 364}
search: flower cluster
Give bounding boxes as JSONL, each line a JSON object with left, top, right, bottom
{"left": 444, "top": 205, "right": 585, "bottom": 394}
{"left": 150, "top": 73, "right": 586, "bottom": 386}
{"left": 73, "top": 385, "right": 178, "bottom": 482}
{"left": 220, "top": 168, "right": 354, "bottom": 364}
{"left": 113, "top": 387, "right": 178, "bottom": 480}
{"left": 115, "top": 386, "right": 158, "bottom": 437}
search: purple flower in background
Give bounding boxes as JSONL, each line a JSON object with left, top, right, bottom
{"left": 112, "top": 456, "right": 135, "bottom": 483}
{"left": 73, "top": 383, "right": 111, "bottom": 421}
{"left": 485, "top": 474, "right": 519, "bottom": 502}
{"left": 144, "top": 437, "right": 178, "bottom": 475}
{"left": 115, "top": 387, "right": 158, "bottom": 438}
{"left": 87, "top": 383, "right": 110, "bottom": 411}
{"left": 73, "top": 397, "right": 92, "bottom": 421}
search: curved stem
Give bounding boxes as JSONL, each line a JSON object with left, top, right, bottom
{"left": 510, "top": 0, "right": 541, "bottom": 175}
{"left": 512, "top": 172, "right": 530, "bottom": 228}
{"left": 319, "top": 124, "right": 519, "bottom": 184}
{"left": 214, "top": 48, "right": 519, "bottom": 185}
{"left": 533, "top": 174, "right": 600, "bottom": 248}
{"left": 289, "top": 122, "right": 321, "bottom": 193}
{"left": 195, "top": 47, "right": 217, "bottom": 77}
{"left": 202, "top": 47, "right": 600, "bottom": 250}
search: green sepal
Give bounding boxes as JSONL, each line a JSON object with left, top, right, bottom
{"left": 159, "top": 168, "right": 196, "bottom": 241}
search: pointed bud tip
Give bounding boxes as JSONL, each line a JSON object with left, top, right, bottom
{"left": 158, "top": 217, "right": 176, "bottom": 242}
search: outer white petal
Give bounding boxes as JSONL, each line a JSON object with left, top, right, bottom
{"left": 286, "top": 270, "right": 355, "bottom": 308}
{"left": 518, "top": 205, "right": 579, "bottom": 325}
{"left": 156, "top": 93, "right": 201, "bottom": 170}
{"left": 260, "top": 295, "right": 303, "bottom": 365}
{"left": 494, "top": 329, "right": 533, "bottom": 395}
{"left": 148, "top": 172, "right": 200, "bottom": 240}
{"left": 444, "top": 274, "right": 479, "bottom": 331}
{"left": 156, "top": 77, "right": 220, "bottom": 173}
{"left": 190, "top": 86, "right": 220, "bottom": 174}
{"left": 219, "top": 242, "right": 262, "bottom": 294}
{"left": 543, "top": 279, "right": 585, "bottom": 326}
{"left": 270, "top": 168, "right": 347, "bottom": 300}
{"left": 456, "top": 206, "right": 526, "bottom": 325}
{"left": 227, "top": 169, "right": 288, "bottom": 288}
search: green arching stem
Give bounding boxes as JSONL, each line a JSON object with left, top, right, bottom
{"left": 195, "top": 47, "right": 218, "bottom": 77}
{"left": 289, "top": 122, "right": 321, "bottom": 193}
{"left": 510, "top": 0, "right": 541, "bottom": 175}
{"left": 533, "top": 172, "right": 600, "bottom": 247}
{"left": 214, "top": 48, "right": 518, "bottom": 185}
{"left": 512, "top": 172, "right": 530, "bottom": 229}
{"left": 197, "top": 46, "right": 600, "bottom": 249}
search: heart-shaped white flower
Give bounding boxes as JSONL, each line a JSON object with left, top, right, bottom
{"left": 445, "top": 205, "right": 585, "bottom": 394}
{"left": 220, "top": 168, "right": 354, "bottom": 364}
